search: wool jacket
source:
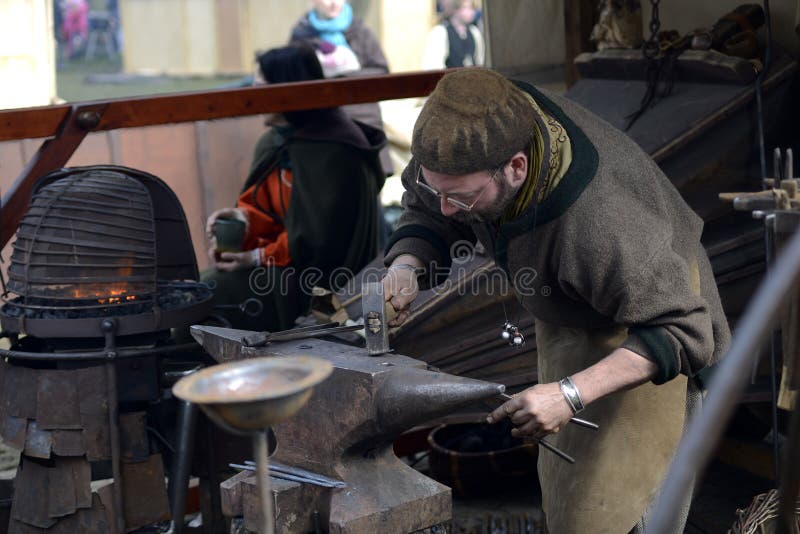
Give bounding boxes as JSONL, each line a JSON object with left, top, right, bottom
{"left": 385, "top": 82, "right": 730, "bottom": 384}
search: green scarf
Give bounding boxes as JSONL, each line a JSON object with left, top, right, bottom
{"left": 502, "top": 129, "right": 544, "bottom": 223}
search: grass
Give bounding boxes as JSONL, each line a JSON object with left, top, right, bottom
{"left": 55, "top": 56, "right": 244, "bottom": 103}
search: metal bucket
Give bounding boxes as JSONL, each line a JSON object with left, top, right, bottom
{"left": 427, "top": 421, "right": 538, "bottom": 498}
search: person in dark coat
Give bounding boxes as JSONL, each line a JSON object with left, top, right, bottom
{"left": 204, "top": 45, "right": 386, "bottom": 332}
{"left": 289, "top": 0, "right": 393, "bottom": 176}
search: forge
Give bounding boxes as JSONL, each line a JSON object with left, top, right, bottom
{"left": 0, "top": 166, "right": 213, "bottom": 533}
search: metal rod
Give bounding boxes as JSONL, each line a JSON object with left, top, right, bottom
{"left": 649, "top": 215, "right": 800, "bottom": 534}
{"left": 242, "top": 460, "right": 346, "bottom": 488}
{"left": 253, "top": 430, "right": 275, "bottom": 534}
{"left": 568, "top": 417, "right": 600, "bottom": 430}
{"left": 0, "top": 341, "right": 200, "bottom": 361}
{"left": 230, "top": 464, "right": 342, "bottom": 489}
{"left": 765, "top": 214, "right": 782, "bottom": 484}
{"left": 102, "top": 320, "right": 126, "bottom": 534}
{"left": 536, "top": 438, "right": 575, "bottom": 464}
{"left": 169, "top": 400, "right": 198, "bottom": 534}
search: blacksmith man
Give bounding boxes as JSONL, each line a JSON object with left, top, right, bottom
{"left": 382, "top": 68, "right": 729, "bottom": 533}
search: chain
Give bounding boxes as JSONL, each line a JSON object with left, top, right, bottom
{"left": 642, "top": 0, "right": 661, "bottom": 60}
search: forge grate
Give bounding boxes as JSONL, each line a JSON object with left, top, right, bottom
{"left": 4, "top": 169, "right": 157, "bottom": 311}
{"left": 0, "top": 165, "right": 212, "bottom": 338}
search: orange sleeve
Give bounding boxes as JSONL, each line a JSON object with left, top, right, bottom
{"left": 236, "top": 170, "right": 293, "bottom": 267}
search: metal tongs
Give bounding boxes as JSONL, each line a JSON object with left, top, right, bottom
{"left": 242, "top": 321, "right": 363, "bottom": 347}
{"left": 498, "top": 392, "right": 599, "bottom": 464}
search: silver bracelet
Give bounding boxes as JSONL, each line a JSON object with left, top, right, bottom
{"left": 559, "top": 376, "right": 585, "bottom": 415}
{"left": 388, "top": 263, "right": 421, "bottom": 276}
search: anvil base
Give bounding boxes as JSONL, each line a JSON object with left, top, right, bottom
{"left": 224, "top": 459, "right": 451, "bottom": 533}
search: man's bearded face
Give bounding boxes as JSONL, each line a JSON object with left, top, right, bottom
{"left": 449, "top": 174, "right": 518, "bottom": 225}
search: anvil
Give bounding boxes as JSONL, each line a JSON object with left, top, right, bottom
{"left": 191, "top": 325, "right": 505, "bottom": 533}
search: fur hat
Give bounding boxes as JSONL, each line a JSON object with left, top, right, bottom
{"left": 412, "top": 68, "right": 537, "bottom": 175}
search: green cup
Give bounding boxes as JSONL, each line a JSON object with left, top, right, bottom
{"left": 212, "top": 217, "right": 246, "bottom": 253}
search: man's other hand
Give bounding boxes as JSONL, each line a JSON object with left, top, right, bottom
{"left": 486, "top": 383, "right": 574, "bottom": 439}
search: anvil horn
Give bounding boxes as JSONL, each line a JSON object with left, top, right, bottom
{"left": 376, "top": 366, "right": 505, "bottom": 437}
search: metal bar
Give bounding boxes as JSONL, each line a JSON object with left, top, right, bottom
{"left": 242, "top": 323, "right": 362, "bottom": 347}
{"left": 18, "top": 223, "right": 155, "bottom": 243}
{"left": 649, "top": 220, "right": 800, "bottom": 534}
{"left": 537, "top": 437, "right": 575, "bottom": 464}
{"left": 253, "top": 431, "right": 275, "bottom": 534}
{"left": 6, "top": 248, "right": 153, "bottom": 259}
{"left": 0, "top": 341, "right": 200, "bottom": 361}
{"left": 568, "top": 417, "right": 600, "bottom": 430}
{"left": 11, "top": 232, "right": 155, "bottom": 253}
{"left": 2, "top": 294, "right": 155, "bottom": 308}
{"left": 243, "top": 460, "right": 346, "bottom": 488}
{"left": 31, "top": 191, "right": 151, "bottom": 208}
{"left": 239, "top": 322, "right": 342, "bottom": 346}
{"left": 14, "top": 261, "right": 156, "bottom": 269}
{"left": 169, "top": 400, "right": 198, "bottom": 534}
{"left": 102, "top": 320, "right": 126, "bottom": 534}
{"left": 765, "top": 214, "right": 782, "bottom": 484}
{"left": 231, "top": 463, "right": 343, "bottom": 489}
{"left": 265, "top": 324, "right": 363, "bottom": 343}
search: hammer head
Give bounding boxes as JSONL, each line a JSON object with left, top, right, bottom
{"left": 362, "top": 281, "right": 391, "bottom": 356}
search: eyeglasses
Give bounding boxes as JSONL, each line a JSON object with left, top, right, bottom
{"left": 415, "top": 165, "right": 501, "bottom": 212}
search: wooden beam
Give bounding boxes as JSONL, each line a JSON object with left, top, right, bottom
{"left": 564, "top": 0, "right": 597, "bottom": 88}
{"left": 0, "top": 71, "right": 447, "bottom": 143}
{"left": 0, "top": 70, "right": 447, "bottom": 248}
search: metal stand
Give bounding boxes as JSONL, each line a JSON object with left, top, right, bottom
{"left": 253, "top": 430, "right": 275, "bottom": 534}
{"left": 102, "top": 318, "right": 126, "bottom": 534}
{"left": 168, "top": 400, "right": 198, "bottom": 534}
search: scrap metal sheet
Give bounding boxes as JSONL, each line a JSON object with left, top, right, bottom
{"left": 1, "top": 415, "right": 28, "bottom": 451}
{"left": 4, "top": 365, "right": 38, "bottom": 419}
{"left": 80, "top": 414, "right": 110, "bottom": 461}
{"left": 120, "top": 411, "right": 149, "bottom": 462}
{"left": 52, "top": 430, "right": 85, "bottom": 457}
{"left": 37, "top": 370, "right": 81, "bottom": 430}
{"left": 47, "top": 461, "right": 77, "bottom": 518}
{"left": 121, "top": 454, "right": 171, "bottom": 530}
{"left": 10, "top": 457, "right": 57, "bottom": 529}
{"left": 23, "top": 421, "right": 52, "bottom": 459}
{"left": 35, "top": 493, "right": 110, "bottom": 534}
{"left": 77, "top": 365, "right": 107, "bottom": 417}
{"left": 68, "top": 457, "right": 92, "bottom": 509}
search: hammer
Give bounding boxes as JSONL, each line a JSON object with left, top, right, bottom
{"left": 362, "top": 281, "right": 396, "bottom": 356}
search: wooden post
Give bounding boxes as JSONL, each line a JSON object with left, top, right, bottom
{"left": 564, "top": 0, "right": 597, "bottom": 88}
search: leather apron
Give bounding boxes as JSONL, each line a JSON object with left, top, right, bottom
{"left": 535, "top": 321, "right": 688, "bottom": 534}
